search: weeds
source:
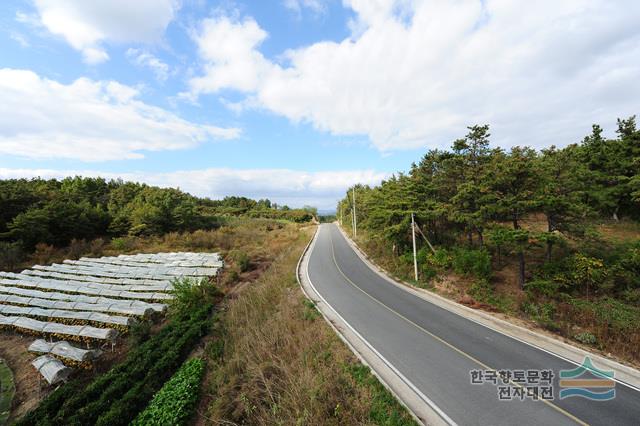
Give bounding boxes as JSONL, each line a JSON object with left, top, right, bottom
{"left": 204, "top": 227, "right": 416, "bottom": 425}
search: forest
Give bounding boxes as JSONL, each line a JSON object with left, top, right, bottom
{"left": 0, "top": 177, "right": 314, "bottom": 270}
{"left": 338, "top": 116, "right": 640, "bottom": 361}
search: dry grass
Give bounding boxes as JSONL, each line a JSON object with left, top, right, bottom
{"left": 200, "top": 227, "right": 416, "bottom": 426}
{"left": 0, "top": 219, "right": 314, "bottom": 423}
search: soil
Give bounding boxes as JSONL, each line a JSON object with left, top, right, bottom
{"left": 0, "top": 333, "right": 40, "bottom": 422}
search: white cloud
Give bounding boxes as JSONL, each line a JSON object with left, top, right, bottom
{"left": 186, "top": 16, "right": 270, "bottom": 96}
{"left": 0, "top": 68, "right": 240, "bottom": 162}
{"left": 187, "top": 0, "right": 640, "bottom": 151}
{"left": 0, "top": 167, "right": 387, "bottom": 209}
{"left": 126, "top": 48, "right": 170, "bottom": 81}
{"left": 283, "top": 0, "right": 327, "bottom": 17}
{"left": 30, "top": 0, "right": 179, "bottom": 64}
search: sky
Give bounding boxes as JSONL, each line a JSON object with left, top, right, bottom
{"left": 0, "top": 0, "right": 639, "bottom": 210}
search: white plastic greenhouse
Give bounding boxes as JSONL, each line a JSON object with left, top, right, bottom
{"left": 1, "top": 252, "right": 222, "bottom": 354}
{"left": 31, "top": 355, "right": 72, "bottom": 385}
{"left": 29, "top": 339, "right": 100, "bottom": 364}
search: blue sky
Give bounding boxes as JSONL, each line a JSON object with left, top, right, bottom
{"left": 1, "top": 1, "right": 639, "bottom": 209}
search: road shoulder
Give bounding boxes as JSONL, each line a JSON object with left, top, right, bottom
{"left": 297, "top": 226, "right": 450, "bottom": 426}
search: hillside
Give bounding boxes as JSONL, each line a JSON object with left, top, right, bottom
{"left": 338, "top": 118, "right": 640, "bottom": 365}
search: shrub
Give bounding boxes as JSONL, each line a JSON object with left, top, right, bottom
{"left": 231, "top": 250, "right": 251, "bottom": 272}
{"left": 451, "top": 247, "right": 492, "bottom": 280}
{"left": 66, "top": 238, "right": 91, "bottom": 259}
{"left": 169, "top": 277, "right": 222, "bottom": 317}
{"left": 110, "top": 237, "right": 130, "bottom": 251}
{"left": 574, "top": 332, "right": 597, "bottom": 346}
{"left": 521, "top": 300, "right": 558, "bottom": 331}
{"left": 469, "top": 279, "right": 494, "bottom": 302}
{"left": 132, "top": 358, "right": 206, "bottom": 426}
{"left": 609, "top": 245, "right": 640, "bottom": 293}
{"left": 524, "top": 279, "right": 558, "bottom": 298}
{"left": 571, "top": 254, "right": 607, "bottom": 299}
{"left": 0, "top": 241, "right": 24, "bottom": 271}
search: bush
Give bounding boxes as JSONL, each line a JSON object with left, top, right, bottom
{"left": 469, "top": 279, "right": 494, "bottom": 302}
{"left": 524, "top": 279, "right": 559, "bottom": 298}
{"left": 451, "top": 247, "right": 492, "bottom": 280}
{"left": 521, "top": 300, "right": 558, "bottom": 331}
{"left": 169, "top": 277, "right": 222, "bottom": 317}
{"left": 0, "top": 241, "right": 24, "bottom": 270}
{"left": 609, "top": 245, "right": 640, "bottom": 293}
{"left": 132, "top": 358, "right": 205, "bottom": 426}
{"left": 574, "top": 332, "right": 597, "bottom": 346}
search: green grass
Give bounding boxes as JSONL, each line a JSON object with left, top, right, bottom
{"left": 345, "top": 363, "right": 418, "bottom": 426}
{"left": 0, "top": 359, "right": 15, "bottom": 425}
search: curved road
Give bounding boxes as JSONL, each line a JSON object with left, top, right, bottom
{"left": 305, "top": 224, "right": 640, "bottom": 426}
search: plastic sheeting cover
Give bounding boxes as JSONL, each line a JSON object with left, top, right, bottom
{"left": 29, "top": 339, "right": 100, "bottom": 363}
{"left": 0, "top": 314, "right": 117, "bottom": 341}
{"left": 31, "top": 355, "right": 72, "bottom": 385}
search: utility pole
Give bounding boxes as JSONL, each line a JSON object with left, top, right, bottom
{"left": 339, "top": 205, "right": 343, "bottom": 226}
{"left": 352, "top": 187, "right": 357, "bottom": 238}
{"left": 411, "top": 212, "right": 418, "bottom": 282}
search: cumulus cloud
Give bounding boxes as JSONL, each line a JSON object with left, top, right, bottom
{"left": 30, "top": 0, "right": 179, "bottom": 64}
{"left": 126, "top": 48, "right": 170, "bottom": 81}
{"left": 0, "top": 68, "right": 240, "bottom": 162}
{"left": 187, "top": 0, "right": 640, "bottom": 151}
{"left": 186, "top": 16, "right": 270, "bottom": 96}
{"left": 0, "top": 167, "right": 387, "bottom": 209}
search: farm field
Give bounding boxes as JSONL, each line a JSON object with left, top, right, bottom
{"left": 1, "top": 215, "right": 416, "bottom": 425}
{"left": 0, "top": 247, "right": 223, "bottom": 423}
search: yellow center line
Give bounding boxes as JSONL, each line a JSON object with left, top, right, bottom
{"left": 327, "top": 228, "right": 588, "bottom": 426}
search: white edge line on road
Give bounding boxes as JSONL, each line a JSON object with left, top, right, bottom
{"left": 335, "top": 223, "right": 640, "bottom": 394}
{"left": 297, "top": 225, "right": 457, "bottom": 426}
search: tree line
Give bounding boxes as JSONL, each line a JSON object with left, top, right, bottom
{"left": 338, "top": 116, "right": 640, "bottom": 289}
{"left": 0, "top": 177, "right": 314, "bottom": 258}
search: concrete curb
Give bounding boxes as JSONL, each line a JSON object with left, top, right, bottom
{"left": 335, "top": 223, "right": 640, "bottom": 391}
{"left": 296, "top": 226, "right": 449, "bottom": 426}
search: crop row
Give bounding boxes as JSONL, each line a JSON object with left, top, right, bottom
{"left": 17, "top": 303, "right": 214, "bottom": 426}
{"left": 132, "top": 357, "right": 205, "bottom": 426}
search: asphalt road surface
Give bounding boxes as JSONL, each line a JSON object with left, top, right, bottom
{"left": 305, "top": 223, "right": 640, "bottom": 426}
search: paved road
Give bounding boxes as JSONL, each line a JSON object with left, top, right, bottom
{"left": 305, "top": 224, "right": 640, "bottom": 426}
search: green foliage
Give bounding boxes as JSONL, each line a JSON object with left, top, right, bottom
{"left": 609, "top": 244, "right": 640, "bottom": 293}
{"left": 574, "top": 332, "right": 597, "bottom": 346}
{"left": 417, "top": 248, "right": 450, "bottom": 282}
{"left": 17, "top": 304, "right": 214, "bottom": 426}
{"left": 571, "top": 254, "right": 607, "bottom": 299}
{"left": 521, "top": 301, "right": 559, "bottom": 331}
{"left": 132, "top": 358, "right": 206, "bottom": 426}
{"left": 0, "top": 177, "right": 313, "bottom": 252}
{"left": 302, "top": 299, "right": 321, "bottom": 321}
{"left": 1, "top": 358, "right": 15, "bottom": 425}
{"left": 0, "top": 241, "right": 24, "bottom": 271}
{"left": 524, "top": 279, "right": 559, "bottom": 299}
{"left": 345, "top": 363, "right": 418, "bottom": 426}
{"left": 468, "top": 279, "right": 494, "bottom": 302}
{"left": 230, "top": 249, "right": 251, "bottom": 272}
{"left": 337, "top": 117, "right": 640, "bottom": 289}
{"left": 566, "top": 297, "right": 640, "bottom": 332}
{"left": 450, "top": 247, "right": 492, "bottom": 280}
{"left": 169, "top": 277, "right": 222, "bottom": 316}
